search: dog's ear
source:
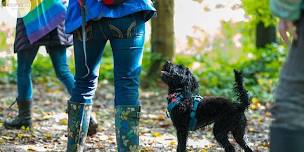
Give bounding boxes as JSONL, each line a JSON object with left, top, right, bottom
{"left": 182, "top": 86, "right": 192, "bottom": 102}
{"left": 191, "top": 75, "right": 199, "bottom": 92}
{"left": 184, "top": 68, "right": 199, "bottom": 93}
{"left": 183, "top": 70, "right": 193, "bottom": 99}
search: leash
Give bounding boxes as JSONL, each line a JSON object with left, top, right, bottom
{"left": 79, "top": 0, "right": 90, "bottom": 78}
{"left": 4, "top": 100, "right": 17, "bottom": 120}
{"left": 166, "top": 93, "right": 203, "bottom": 131}
{"left": 8, "top": 100, "right": 17, "bottom": 109}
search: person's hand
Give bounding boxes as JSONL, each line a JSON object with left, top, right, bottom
{"left": 61, "top": 0, "right": 67, "bottom": 5}
{"left": 279, "top": 19, "right": 297, "bottom": 44}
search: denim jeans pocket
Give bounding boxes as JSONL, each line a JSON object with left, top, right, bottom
{"left": 108, "top": 13, "right": 145, "bottom": 39}
{"left": 73, "top": 22, "right": 94, "bottom": 41}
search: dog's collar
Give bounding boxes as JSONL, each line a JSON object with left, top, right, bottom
{"left": 166, "top": 93, "right": 204, "bottom": 131}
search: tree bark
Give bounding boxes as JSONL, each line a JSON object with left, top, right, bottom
{"left": 144, "top": 0, "right": 175, "bottom": 87}
{"left": 256, "top": 21, "right": 276, "bottom": 48}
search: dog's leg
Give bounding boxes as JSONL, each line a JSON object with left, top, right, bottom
{"left": 231, "top": 118, "right": 253, "bottom": 152}
{"left": 176, "top": 129, "right": 188, "bottom": 152}
{"left": 213, "top": 122, "right": 235, "bottom": 152}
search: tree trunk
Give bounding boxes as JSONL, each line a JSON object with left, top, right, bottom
{"left": 256, "top": 21, "right": 276, "bottom": 48}
{"left": 144, "top": 0, "right": 175, "bottom": 87}
{"left": 2, "top": 0, "right": 6, "bottom": 6}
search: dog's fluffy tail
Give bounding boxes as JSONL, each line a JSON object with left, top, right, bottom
{"left": 233, "top": 69, "right": 250, "bottom": 111}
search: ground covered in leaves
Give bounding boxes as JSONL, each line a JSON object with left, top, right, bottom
{"left": 0, "top": 82, "right": 271, "bottom": 152}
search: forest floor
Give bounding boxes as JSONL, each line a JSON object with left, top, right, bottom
{"left": 0, "top": 82, "right": 271, "bottom": 152}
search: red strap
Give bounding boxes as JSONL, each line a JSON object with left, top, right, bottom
{"left": 103, "top": 0, "right": 114, "bottom": 5}
{"left": 78, "top": 0, "right": 84, "bottom": 7}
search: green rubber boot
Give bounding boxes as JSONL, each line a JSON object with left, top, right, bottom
{"left": 115, "top": 105, "right": 141, "bottom": 152}
{"left": 66, "top": 101, "right": 92, "bottom": 152}
{"left": 65, "top": 107, "right": 98, "bottom": 136}
{"left": 4, "top": 101, "right": 32, "bottom": 129}
{"left": 270, "top": 127, "right": 304, "bottom": 152}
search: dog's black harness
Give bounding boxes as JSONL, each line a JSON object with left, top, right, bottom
{"left": 167, "top": 93, "right": 203, "bottom": 131}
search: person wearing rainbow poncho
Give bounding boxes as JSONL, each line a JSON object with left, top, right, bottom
{"left": 4, "top": 0, "right": 98, "bottom": 136}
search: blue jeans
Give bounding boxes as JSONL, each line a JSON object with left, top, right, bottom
{"left": 70, "top": 13, "right": 145, "bottom": 106}
{"left": 17, "top": 45, "right": 74, "bottom": 102}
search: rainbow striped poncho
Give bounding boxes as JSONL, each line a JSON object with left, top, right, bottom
{"left": 23, "top": 0, "right": 66, "bottom": 44}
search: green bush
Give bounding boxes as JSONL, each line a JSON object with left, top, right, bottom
{"left": 242, "top": 0, "right": 277, "bottom": 27}
{"left": 0, "top": 32, "right": 7, "bottom": 50}
{"left": 177, "top": 19, "right": 287, "bottom": 102}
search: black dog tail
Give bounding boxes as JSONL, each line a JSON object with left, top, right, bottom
{"left": 233, "top": 69, "right": 250, "bottom": 111}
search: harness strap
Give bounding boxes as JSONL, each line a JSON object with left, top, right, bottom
{"left": 188, "top": 96, "right": 202, "bottom": 131}
{"left": 166, "top": 94, "right": 203, "bottom": 131}
{"left": 166, "top": 93, "right": 184, "bottom": 118}
{"left": 167, "top": 101, "right": 179, "bottom": 114}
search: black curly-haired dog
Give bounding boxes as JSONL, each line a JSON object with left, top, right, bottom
{"left": 161, "top": 61, "right": 253, "bottom": 152}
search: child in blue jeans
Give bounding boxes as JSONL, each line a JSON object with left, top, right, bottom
{"left": 3, "top": 19, "right": 74, "bottom": 129}
{"left": 5, "top": 19, "right": 98, "bottom": 135}
{"left": 64, "top": 0, "right": 155, "bottom": 151}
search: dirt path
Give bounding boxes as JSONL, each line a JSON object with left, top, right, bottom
{"left": 0, "top": 83, "right": 271, "bottom": 152}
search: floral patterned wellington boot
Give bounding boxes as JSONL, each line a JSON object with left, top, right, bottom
{"left": 115, "top": 105, "right": 141, "bottom": 152}
{"left": 67, "top": 101, "right": 92, "bottom": 152}
{"left": 65, "top": 104, "right": 98, "bottom": 136}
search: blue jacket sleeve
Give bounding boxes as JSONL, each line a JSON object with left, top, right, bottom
{"left": 270, "top": 0, "right": 303, "bottom": 21}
